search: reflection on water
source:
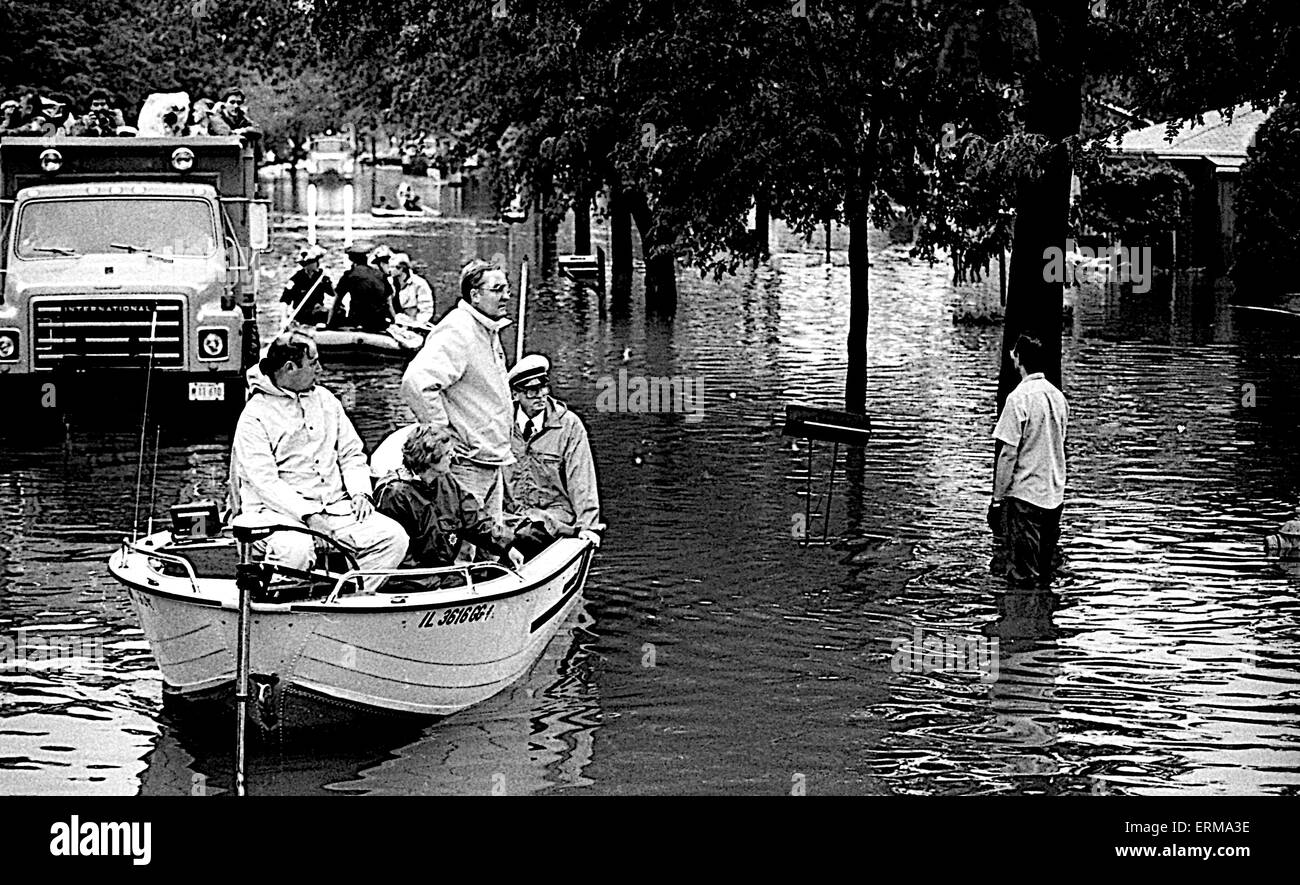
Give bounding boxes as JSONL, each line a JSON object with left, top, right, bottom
{"left": 1, "top": 172, "right": 1299, "bottom": 795}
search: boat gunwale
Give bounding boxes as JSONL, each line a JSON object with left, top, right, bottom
{"left": 109, "top": 536, "right": 592, "bottom": 615}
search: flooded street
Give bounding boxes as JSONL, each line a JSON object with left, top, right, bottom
{"left": 2, "top": 169, "right": 1298, "bottom": 796}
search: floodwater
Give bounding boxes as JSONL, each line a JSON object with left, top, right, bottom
{"left": 1, "top": 168, "right": 1298, "bottom": 796}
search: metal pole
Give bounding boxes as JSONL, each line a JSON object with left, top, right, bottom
{"left": 822, "top": 442, "right": 839, "bottom": 544}
{"left": 370, "top": 135, "right": 377, "bottom": 207}
{"left": 804, "top": 440, "right": 814, "bottom": 547}
{"left": 234, "top": 542, "right": 253, "bottom": 797}
{"left": 306, "top": 183, "right": 317, "bottom": 246}
{"left": 343, "top": 182, "right": 354, "bottom": 244}
{"left": 515, "top": 258, "right": 530, "bottom": 363}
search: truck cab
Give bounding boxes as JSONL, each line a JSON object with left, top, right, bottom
{"left": 0, "top": 136, "right": 267, "bottom": 419}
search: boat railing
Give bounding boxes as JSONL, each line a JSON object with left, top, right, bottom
{"left": 324, "top": 561, "right": 518, "bottom": 605}
{"left": 123, "top": 540, "right": 203, "bottom": 596}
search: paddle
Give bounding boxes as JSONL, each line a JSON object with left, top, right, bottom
{"left": 277, "top": 270, "right": 328, "bottom": 337}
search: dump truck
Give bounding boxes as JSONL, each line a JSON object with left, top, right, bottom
{"left": 0, "top": 136, "right": 267, "bottom": 420}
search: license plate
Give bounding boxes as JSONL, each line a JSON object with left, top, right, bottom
{"left": 188, "top": 381, "right": 225, "bottom": 402}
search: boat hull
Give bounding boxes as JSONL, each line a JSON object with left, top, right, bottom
{"left": 309, "top": 326, "right": 424, "bottom": 359}
{"left": 110, "top": 536, "right": 593, "bottom": 723}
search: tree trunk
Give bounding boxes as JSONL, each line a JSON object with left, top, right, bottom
{"left": 626, "top": 187, "right": 678, "bottom": 316}
{"left": 996, "top": 1, "right": 1085, "bottom": 415}
{"left": 754, "top": 189, "right": 770, "bottom": 262}
{"left": 845, "top": 190, "right": 871, "bottom": 414}
{"left": 609, "top": 183, "right": 633, "bottom": 305}
{"left": 574, "top": 191, "right": 591, "bottom": 255}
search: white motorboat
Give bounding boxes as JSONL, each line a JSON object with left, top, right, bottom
{"left": 108, "top": 523, "right": 594, "bottom": 729}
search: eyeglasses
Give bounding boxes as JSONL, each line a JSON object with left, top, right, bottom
{"left": 480, "top": 283, "right": 509, "bottom": 294}
{"left": 517, "top": 386, "right": 549, "bottom": 397}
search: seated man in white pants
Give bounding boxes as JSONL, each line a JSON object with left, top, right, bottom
{"left": 231, "top": 332, "right": 407, "bottom": 591}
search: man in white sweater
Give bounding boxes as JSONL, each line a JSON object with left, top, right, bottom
{"left": 232, "top": 333, "right": 408, "bottom": 591}
{"left": 400, "top": 259, "right": 515, "bottom": 525}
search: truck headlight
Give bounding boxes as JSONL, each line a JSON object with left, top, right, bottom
{"left": 171, "top": 147, "right": 195, "bottom": 172}
{"left": 0, "top": 330, "right": 18, "bottom": 361}
{"left": 39, "top": 149, "right": 63, "bottom": 173}
{"left": 198, "top": 328, "right": 228, "bottom": 360}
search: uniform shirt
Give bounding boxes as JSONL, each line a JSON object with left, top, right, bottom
{"left": 992, "top": 372, "right": 1069, "bottom": 510}
{"left": 280, "top": 267, "right": 334, "bottom": 321}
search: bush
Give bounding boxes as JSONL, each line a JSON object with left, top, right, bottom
{"left": 1076, "top": 157, "right": 1192, "bottom": 256}
{"left": 1234, "top": 101, "right": 1300, "bottom": 296}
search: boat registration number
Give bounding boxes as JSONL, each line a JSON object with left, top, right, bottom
{"left": 188, "top": 381, "right": 225, "bottom": 402}
{"left": 418, "top": 603, "right": 495, "bottom": 629}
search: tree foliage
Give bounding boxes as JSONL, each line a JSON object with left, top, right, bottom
{"left": 1233, "top": 101, "right": 1300, "bottom": 296}
{"left": 1076, "top": 157, "right": 1192, "bottom": 246}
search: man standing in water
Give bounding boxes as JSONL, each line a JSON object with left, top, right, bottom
{"left": 990, "top": 334, "right": 1068, "bottom": 589}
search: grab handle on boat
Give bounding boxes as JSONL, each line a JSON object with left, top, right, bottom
{"left": 321, "top": 561, "right": 520, "bottom": 603}
{"left": 127, "top": 542, "right": 203, "bottom": 596}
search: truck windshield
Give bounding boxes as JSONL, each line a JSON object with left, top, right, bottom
{"left": 311, "top": 139, "right": 350, "bottom": 153}
{"left": 16, "top": 198, "right": 218, "bottom": 259}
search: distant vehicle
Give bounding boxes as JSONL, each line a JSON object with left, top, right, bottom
{"left": 305, "top": 134, "right": 355, "bottom": 180}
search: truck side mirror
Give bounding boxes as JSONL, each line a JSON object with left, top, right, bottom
{"left": 249, "top": 202, "right": 269, "bottom": 251}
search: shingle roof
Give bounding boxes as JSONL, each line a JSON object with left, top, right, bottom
{"left": 1116, "top": 104, "right": 1270, "bottom": 170}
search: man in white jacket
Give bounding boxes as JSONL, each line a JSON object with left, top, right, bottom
{"left": 400, "top": 259, "right": 514, "bottom": 525}
{"left": 232, "top": 332, "right": 408, "bottom": 589}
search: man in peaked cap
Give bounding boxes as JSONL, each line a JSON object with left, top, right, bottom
{"left": 280, "top": 244, "right": 334, "bottom": 326}
{"left": 503, "top": 353, "right": 604, "bottom": 558}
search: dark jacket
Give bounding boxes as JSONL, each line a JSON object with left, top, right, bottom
{"left": 280, "top": 267, "right": 334, "bottom": 324}
{"left": 374, "top": 473, "right": 512, "bottom": 568}
{"left": 331, "top": 264, "right": 392, "bottom": 331}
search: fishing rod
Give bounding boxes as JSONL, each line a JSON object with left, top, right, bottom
{"left": 131, "top": 308, "right": 160, "bottom": 541}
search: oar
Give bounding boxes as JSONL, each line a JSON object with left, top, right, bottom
{"left": 277, "top": 271, "right": 327, "bottom": 337}
{"left": 1233, "top": 304, "right": 1300, "bottom": 318}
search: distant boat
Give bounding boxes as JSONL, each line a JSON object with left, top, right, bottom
{"left": 370, "top": 205, "right": 430, "bottom": 218}
{"left": 309, "top": 323, "right": 426, "bottom": 360}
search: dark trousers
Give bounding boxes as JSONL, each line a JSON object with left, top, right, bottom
{"left": 1004, "top": 497, "right": 1063, "bottom": 589}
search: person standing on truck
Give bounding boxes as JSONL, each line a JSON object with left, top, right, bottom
{"left": 187, "top": 98, "right": 231, "bottom": 136}
{"left": 231, "top": 333, "right": 407, "bottom": 592}
{"left": 281, "top": 245, "right": 333, "bottom": 326}
{"left": 217, "top": 88, "right": 262, "bottom": 141}
{"left": 329, "top": 243, "right": 394, "bottom": 332}
{"left": 400, "top": 258, "right": 515, "bottom": 527}
{"left": 1, "top": 91, "right": 47, "bottom": 135}
{"left": 68, "top": 89, "right": 127, "bottom": 137}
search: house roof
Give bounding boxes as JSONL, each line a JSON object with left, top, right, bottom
{"left": 1116, "top": 104, "right": 1271, "bottom": 171}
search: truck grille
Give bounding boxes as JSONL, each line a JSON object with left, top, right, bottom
{"left": 32, "top": 297, "right": 185, "bottom": 369}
